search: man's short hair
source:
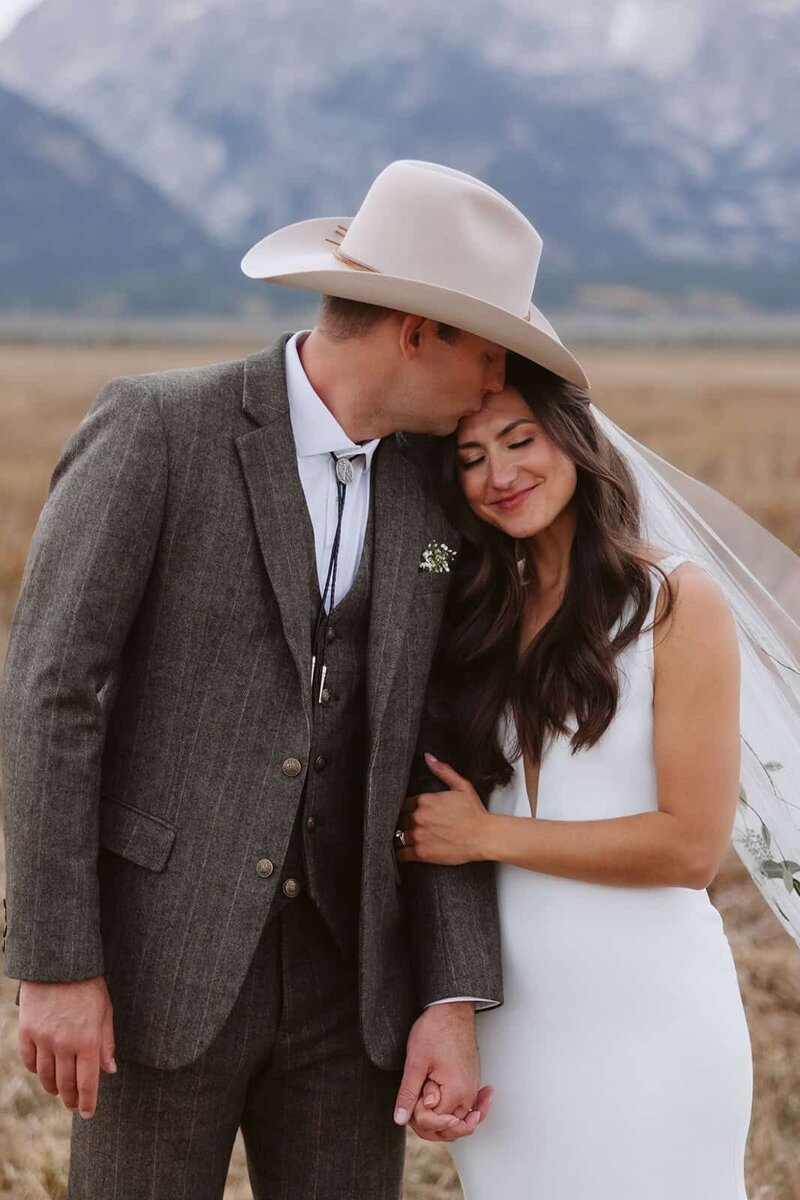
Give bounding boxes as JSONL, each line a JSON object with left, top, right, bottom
{"left": 319, "top": 295, "right": 461, "bottom": 343}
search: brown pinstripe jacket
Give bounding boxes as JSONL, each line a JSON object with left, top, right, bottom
{"left": 0, "top": 334, "right": 501, "bottom": 1071}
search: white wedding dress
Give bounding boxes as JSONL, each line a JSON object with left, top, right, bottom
{"left": 451, "top": 555, "right": 753, "bottom": 1200}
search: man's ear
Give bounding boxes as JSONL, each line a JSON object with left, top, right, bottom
{"left": 399, "top": 314, "right": 427, "bottom": 360}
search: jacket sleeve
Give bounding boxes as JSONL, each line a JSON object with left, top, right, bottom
{"left": 1, "top": 375, "right": 168, "bottom": 983}
{"left": 401, "top": 690, "right": 503, "bottom": 1010}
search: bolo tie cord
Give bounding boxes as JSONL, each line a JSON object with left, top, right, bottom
{"left": 311, "top": 452, "right": 351, "bottom": 704}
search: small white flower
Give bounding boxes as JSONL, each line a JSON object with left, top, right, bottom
{"left": 419, "top": 540, "right": 457, "bottom": 574}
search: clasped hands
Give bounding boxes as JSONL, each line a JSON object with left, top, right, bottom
{"left": 394, "top": 1000, "right": 494, "bottom": 1142}
{"left": 393, "top": 753, "right": 494, "bottom": 1140}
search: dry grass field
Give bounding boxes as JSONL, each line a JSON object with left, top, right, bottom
{"left": 0, "top": 339, "right": 798, "bottom": 1199}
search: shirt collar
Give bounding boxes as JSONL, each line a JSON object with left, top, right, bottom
{"left": 285, "top": 331, "right": 381, "bottom": 466}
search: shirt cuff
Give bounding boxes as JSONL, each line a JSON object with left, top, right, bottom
{"left": 425, "top": 996, "right": 496, "bottom": 1011}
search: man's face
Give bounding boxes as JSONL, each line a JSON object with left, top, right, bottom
{"left": 395, "top": 325, "right": 507, "bottom": 436}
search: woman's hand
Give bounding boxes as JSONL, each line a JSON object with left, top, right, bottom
{"left": 397, "top": 754, "right": 491, "bottom": 866}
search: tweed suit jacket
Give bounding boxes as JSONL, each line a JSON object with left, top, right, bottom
{"left": 0, "top": 333, "right": 502, "bottom": 1071}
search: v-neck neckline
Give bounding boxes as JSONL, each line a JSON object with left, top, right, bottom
{"left": 521, "top": 752, "right": 540, "bottom": 818}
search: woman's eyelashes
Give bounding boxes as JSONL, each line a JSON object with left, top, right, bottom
{"left": 458, "top": 436, "right": 535, "bottom": 471}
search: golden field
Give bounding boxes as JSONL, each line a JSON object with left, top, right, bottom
{"left": 0, "top": 339, "right": 799, "bottom": 1199}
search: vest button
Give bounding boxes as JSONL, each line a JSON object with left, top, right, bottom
{"left": 320, "top": 689, "right": 331, "bottom": 707}
{"left": 282, "top": 878, "right": 301, "bottom": 898}
{"left": 314, "top": 755, "right": 326, "bottom": 772}
{"left": 326, "top": 626, "right": 337, "bottom": 643}
{"left": 305, "top": 815, "right": 317, "bottom": 832}
{"left": 282, "top": 757, "right": 302, "bottom": 778}
{"left": 256, "top": 858, "right": 274, "bottom": 878}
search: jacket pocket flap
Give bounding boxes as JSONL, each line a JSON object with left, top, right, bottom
{"left": 99, "top": 796, "right": 177, "bottom": 872}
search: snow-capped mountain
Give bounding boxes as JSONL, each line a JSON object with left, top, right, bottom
{"left": 1, "top": 0, "right": 798, "bottom": 308}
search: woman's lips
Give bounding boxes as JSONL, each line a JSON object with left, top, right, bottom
{"left": 493, "top": 484, "right": 539, "bottom": 512}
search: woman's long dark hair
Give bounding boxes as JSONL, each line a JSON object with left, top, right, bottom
{"left": 426, "top": 352, "right": 674, "bottom": 801}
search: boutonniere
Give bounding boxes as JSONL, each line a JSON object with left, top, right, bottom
{"left": 419, "top": 540, "right": 457, "bottom": 574}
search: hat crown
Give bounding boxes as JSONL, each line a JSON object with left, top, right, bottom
{"left": 338, "top": 160, "right": 542, "bottom": 319}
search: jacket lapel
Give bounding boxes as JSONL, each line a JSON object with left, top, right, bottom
{"left": 366, "top": 436, "right": 432, "bottom": 748}
{"left": 235, "top": 336, "right": 318, "bottom": 719}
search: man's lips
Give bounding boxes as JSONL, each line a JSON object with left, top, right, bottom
{"left": 493, "top": 484, "right": 539, "bottom": 512}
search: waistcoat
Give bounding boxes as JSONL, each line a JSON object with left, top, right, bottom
{"left": 268, "top": 471, "right": 375, "bottom": 962}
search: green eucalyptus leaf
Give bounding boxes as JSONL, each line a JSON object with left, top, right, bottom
{"left": 760, "top": 820, "right": 772, "bottom": 847}
{"left": 764, "top": 761, "right": 784, "bottom": 773}
{"left": 761, "top": 860, "right": 784, "bottom": 878}
{"left": 738, "top": 785, "right": 748, "bottom": 805}
{"left": 783, "top": 866, "right": 794, "bottom": 894}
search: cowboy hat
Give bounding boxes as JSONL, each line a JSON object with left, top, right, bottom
{"left": 241, "top": 160, "right": 589, "bottom": 389}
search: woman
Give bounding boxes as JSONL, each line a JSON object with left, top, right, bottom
{"left": 396, "top": 351, "right": 753, "bottom": 1199}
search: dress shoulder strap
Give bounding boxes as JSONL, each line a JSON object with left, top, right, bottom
{"left": 643, "top": 554, "right": 694, "bottom": 629}
{"left": 652, "top": 552, "right": 693, "bottom": 578}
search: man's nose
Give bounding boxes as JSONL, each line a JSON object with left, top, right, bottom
{"left": 485, "top": 355, "right": 506, "bottom": 395}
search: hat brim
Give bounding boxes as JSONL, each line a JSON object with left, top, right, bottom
{"left": 241, "top": 217, "right": 589, "bottom": 390}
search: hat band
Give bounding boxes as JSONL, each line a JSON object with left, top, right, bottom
{"left": 328, "top": 242, "right": 532, "bottom": 323}
{"left": 330, "top": 245, "right": 378, "bottom": 274}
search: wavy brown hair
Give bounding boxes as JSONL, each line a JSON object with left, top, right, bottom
{"left": 424, "top": 352, "right": 674, "bottom": 801}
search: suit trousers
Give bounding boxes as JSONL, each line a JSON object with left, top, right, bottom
{"left": 67, "top": 894, "right": 406, "bottom": 1200}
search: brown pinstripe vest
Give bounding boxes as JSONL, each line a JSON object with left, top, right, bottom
{"left": 268, "top": 470, "right": 375, "bottom": 963}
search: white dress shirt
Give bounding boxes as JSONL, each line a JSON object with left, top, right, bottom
{"left": 284, "top": 332, "right": 486, "bottom": 1010}
{"left": 286, "top": 331, "right": 380, "bottom": 608}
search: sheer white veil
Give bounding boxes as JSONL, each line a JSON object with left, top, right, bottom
{"left": 591, "top": 405, "right": 800, "bottom": 947}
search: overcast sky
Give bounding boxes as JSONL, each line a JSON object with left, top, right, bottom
{"left": 0, "top": 0, "right": 42, "bottom": 40}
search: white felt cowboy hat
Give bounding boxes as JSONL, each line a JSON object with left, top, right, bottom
{"left": 241, "top": 159, "right": 589, "bottom": 389}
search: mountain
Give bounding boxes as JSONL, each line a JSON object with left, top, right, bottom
{"left": 0, "top": 82, "right": 239, "bottom": 312}
{"left": 1, "top": 0, "right": 798, "bottom": 311}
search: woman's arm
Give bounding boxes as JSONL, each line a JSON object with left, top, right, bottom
{"left": 398, "top": 564, "right": 741, "bottom": 890}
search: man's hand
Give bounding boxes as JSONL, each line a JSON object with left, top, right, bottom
{"left": 393, "top": 1001, "right": 492, "bottom": 1141}
{"left": 18, "top": 976, "right": 117, "bottom": 1119}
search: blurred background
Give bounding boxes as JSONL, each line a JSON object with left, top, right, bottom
{"left": 0, "top": 0, "right": 799, "bottom": 1196}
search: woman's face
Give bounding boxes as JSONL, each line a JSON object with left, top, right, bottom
{"left": 455, "top": 386, "right": 578, "bottom": 538}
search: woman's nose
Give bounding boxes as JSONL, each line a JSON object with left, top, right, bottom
{"left": 488, "top": 458, "right": 518, "bottom": 491}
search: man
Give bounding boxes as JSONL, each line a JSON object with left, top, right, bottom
{"left": 1, "top": 159, "right": 588, "bottom": 1198}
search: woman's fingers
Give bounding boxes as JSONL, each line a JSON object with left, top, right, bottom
{"left": 409, "top": 1103, "right": 460, "bottom": 1139}
{"left": 473, "top": 1084, "right": 495, "bottom": 1123}
{"left": 423, "top": 753, "right": 469, "bottom": 790}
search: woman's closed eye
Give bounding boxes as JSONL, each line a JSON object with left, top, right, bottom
{"left": 459, "top": 437, "right": 534, "bottom": 471}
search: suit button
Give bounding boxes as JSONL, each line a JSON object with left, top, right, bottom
{"left": 282, "top": 757, "right": 302, "bottom": 778}
{"left": 305, "top": 815, "right": 317, "bottom": 832}
{"left": 256, "top": 859, "right": 274, "bottom": 878}
{"left": 320, "top": 689, "right": 331, "bottom": 706}
{"left": 314, "top": 755, "right": 326, "bottom": 772}
{"left": 283, "top": 878, "right": 301, "bottom": 898}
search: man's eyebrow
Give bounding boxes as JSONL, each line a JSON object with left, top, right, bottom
{"left": 457, "top": 418, "right": 537, "bottom": 449}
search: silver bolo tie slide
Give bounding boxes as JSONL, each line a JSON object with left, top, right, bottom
{"left": 336, "top": 457, "right": 355, "bottom": 485}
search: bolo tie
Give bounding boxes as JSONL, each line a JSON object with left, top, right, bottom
{"left": 310, "top": 451, "right": 359, "bottom": 705}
